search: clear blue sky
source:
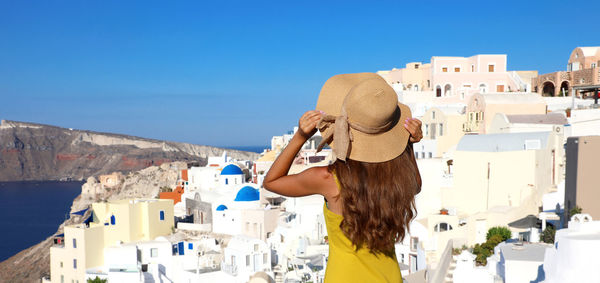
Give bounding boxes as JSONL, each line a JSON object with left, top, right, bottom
{"left": 0, "top": 0, "right": 597, "bottom": 147}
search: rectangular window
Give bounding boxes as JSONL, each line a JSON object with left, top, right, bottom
{"left": 410, "top": 237, "right": 419, "bottom": 252}
{"left": 442, "top": 67, "right": 448, "bottom": 72}
{"left": 263, "top": 253, "right": 268, "bottom": 264}
{"left": 61, "top": 275, "right": 64, "bottom": 283}
{"left": 254, "top": 244, "right": 259, "bottom": 252}
{"left": 421, "top": 152, "right": 425, "bottom": 159}
{"left": 73, "top": 259, "right": 77, "bottom": 269}
{"left": 246, "top": 255, "right": 250, "bottom": 266}
{"left": 432, "top": 111, "right": 435, "bottom": 119}
{"left": 471, "top": 65, "right": 474, "bottom": 72}
{"left": 151, "top": 248, "right": 158, "bottom": 258}
{"left": 592, "top": 63, "right": 597, "bottom": 68}
{"left": 439, "top": 123, "right": 443, "bottom": 136}
{"left": 72, "top": 238, "right": 77, "bottom": 249}
{"left": 60, "top": 261, "right": 63, "bottom": 268}
{"left": 454, "top": 67, "right": 460, "bottom": 72}
{"left": 428, "top": 152, "right": 432, "bottom": 158}
{"left": 488, "top": 64, "right": 495, "bottom": 72}
{"left": 160, "top": 210, "right": 165, "bottom": 221}
{"left": 188, "top": 243, "right": 193, "bottom": 250}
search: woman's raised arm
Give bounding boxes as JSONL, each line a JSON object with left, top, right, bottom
{"left": 263, "top": 111, "right": 333, "bottom": 197}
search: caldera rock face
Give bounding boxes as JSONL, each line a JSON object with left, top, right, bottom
{"left": 0, "top": 120, "right": 258, "bottom": 181}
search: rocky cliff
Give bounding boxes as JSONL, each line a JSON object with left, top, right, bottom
{"left": 0, "top": 162, "right": 187, "bottom": 283}
{"left": 0, "top": 120, "right": 259, "bottom": 181}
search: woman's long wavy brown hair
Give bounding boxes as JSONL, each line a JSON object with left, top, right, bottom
{"left": 329, "top": 144, "right": 421, "bottom": 256}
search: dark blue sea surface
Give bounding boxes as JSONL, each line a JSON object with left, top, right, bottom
{"left": 226, "top": 145, "right": 269, "bottom": 153}
{"left": 0, "top": 181, "right": 82, "bottom": 262}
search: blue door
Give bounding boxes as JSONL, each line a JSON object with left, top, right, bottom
{"left": 178, "top": 242, "right": 184, "bottom": 255}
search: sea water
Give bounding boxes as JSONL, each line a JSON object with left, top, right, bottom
{"left": 0, "top": 181, "right": 82, "bottom": 262}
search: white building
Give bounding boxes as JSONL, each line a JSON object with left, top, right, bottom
{"left": 494, "top": 241, "right": 549, "bottom": 283}
{"left": 220, "top": 236, "right": 273, "bottom": 283}
{"left": 543, "top": 214, "right": 600, "bottom": 283}
{"left": 212, "top": 185, "right": 279, "bottom": 241}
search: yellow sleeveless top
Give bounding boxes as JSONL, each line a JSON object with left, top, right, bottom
{"left": 323, "top": 173, "right": 403, "bottom": 283}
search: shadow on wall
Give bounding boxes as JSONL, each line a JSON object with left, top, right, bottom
{"left": 530, "top": 264, "right": 545, "bottom": 283}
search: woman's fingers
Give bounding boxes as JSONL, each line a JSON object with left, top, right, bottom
{"left": 298, "top": 110, "right": 323, "bottom": 138}
{"left": 404, "top": 118, "right": 423, "bottom": 143}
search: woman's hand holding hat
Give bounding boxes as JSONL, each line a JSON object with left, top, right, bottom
{"left": 298, "top": 110, "right": 322, "bottom": 139}
{"left": 404, "top": 118, "right": 423, "bottom": 143}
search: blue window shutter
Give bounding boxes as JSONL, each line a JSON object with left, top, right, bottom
{"left": 110, "top": 215, "right": 116, "bottom": 225}
{"left": 188, "top": 243, "right": 193, "bottom": 250}
{"left": 178, "top": 242, "right": 184, "bottom": 255}
{"left": 225, "top": 178, "right": 228, "bottom": 185}
{"left": 160, "top": 211, "right": 165, "bottom": 221}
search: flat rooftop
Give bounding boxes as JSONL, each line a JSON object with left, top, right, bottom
{"left": 498, "top": 242, "right": 550, "bottom": 262}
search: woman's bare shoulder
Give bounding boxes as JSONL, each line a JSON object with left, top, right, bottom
{"left": 302, "top": 165, "right": 337, "bottom": 198}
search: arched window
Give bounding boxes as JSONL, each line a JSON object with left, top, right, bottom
{"left": 444, "top": 84, "right": 452, "bottom": 96}
{"left": 434, "top": 222, "right": 453, "bottom": 232}
{"left": 479, "top": 83, "right": 488, "bottom": 93}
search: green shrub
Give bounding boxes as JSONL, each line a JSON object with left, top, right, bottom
{"left": 486, "top": 226, "right": 512, "bottom": 241}
{"left": 487, "top": 234, "right": 503, "bottom": 246}
{"left": 569, "top": 206, "right": 582, "bottom": 218}
{"left": 541, "top": 225, "right": 556, "bottom": 244}
{"left": 473, "top": 227, "right": 511, "bottom": 266}
{"left": 87, "top": 277, "right": 107, "bottom": 283}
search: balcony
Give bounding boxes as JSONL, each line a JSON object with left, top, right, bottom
{"left": 221, "top": 261, "right": 238, "bottom": 276}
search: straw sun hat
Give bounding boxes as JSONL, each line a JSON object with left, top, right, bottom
{"left": 315, "top": 73, "right": 412, "bottom": 163}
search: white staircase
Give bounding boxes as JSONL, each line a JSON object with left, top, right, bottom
{"left": 444, "top": 257, "right": 457, "bottom": 283}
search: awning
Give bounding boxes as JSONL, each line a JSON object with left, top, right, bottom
{"left": 55, "top": 233, "right": 64, "bottom": 238}
{"left": 71, "top": 207, "right": 89, "bottom": 216}
{"left": 508, "top": 215, "right": 541, "bottom": 229}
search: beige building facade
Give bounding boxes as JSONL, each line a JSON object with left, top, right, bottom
{"left": 446, "top": 131, "right": 564, "bottom": 216}
{"left": 420, "top": 106, "right": 466, "bottom": 157}
{"left": 464, "top": 93, "right": 547, "bottom": 134}
{"left": 532, "top": 46, "right": 600, "bottom": 97}
{"left": 378, "top": 62, "right": 433, "bottom": 91}
{"left": 50, "top": 199, "right": 174, "bottom": 283}
{"left": 564, "top": 136, "right": 600, "bottom": 224}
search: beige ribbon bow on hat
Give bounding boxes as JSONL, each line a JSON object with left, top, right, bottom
{"left": 316, "top": 100, "right": 400, "bottom": 161}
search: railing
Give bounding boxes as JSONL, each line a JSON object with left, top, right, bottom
{"left": 427, "top": 239, "right": 454, "bottom": 283}
{"left": 221, "top": 261, "right": 238, "bottom": 276}
{"left": 508, "top": 71, "right": 528, "bottom": 91}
